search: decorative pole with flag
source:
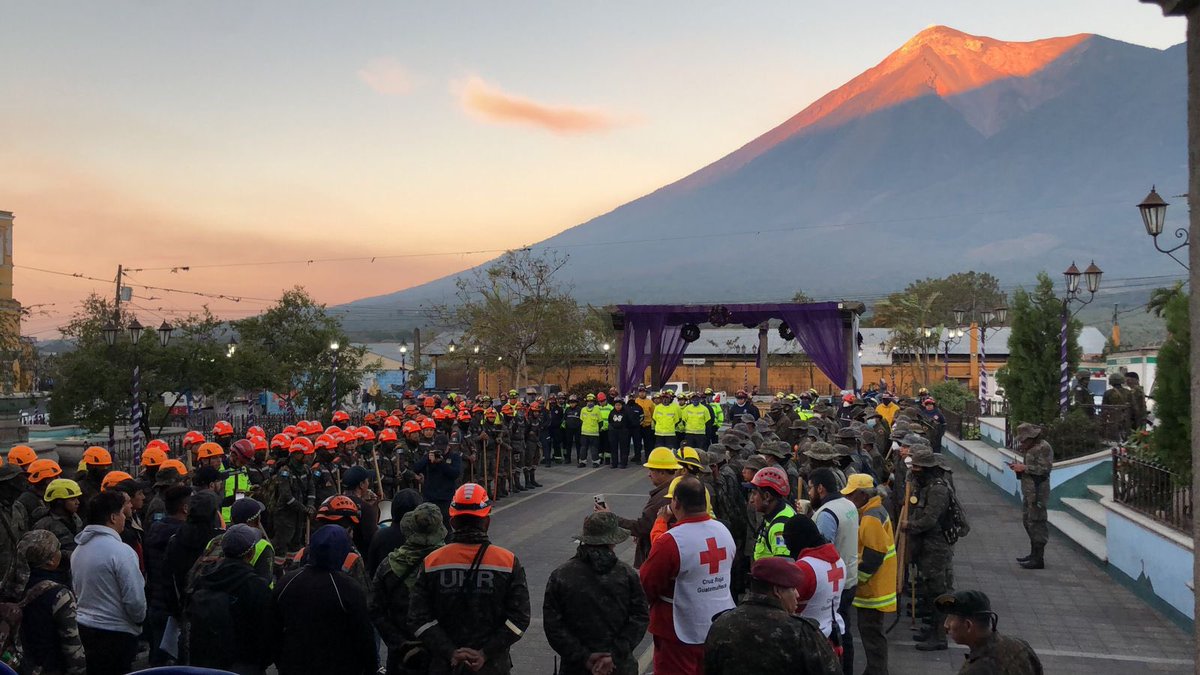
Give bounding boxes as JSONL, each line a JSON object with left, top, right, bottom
{"left": 131, "top": 363, "right": 143, "bottom": 454}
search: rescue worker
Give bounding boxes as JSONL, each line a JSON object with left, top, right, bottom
{"left": 1011, "top": 423, "right": 1052, "bottom": 570}
{"left": 596, "top": 393, "right": 614, "bottom": 464}
{"left": 681, "top": 392, "right": 713, "bottom": 450}
{"left": 284, "top": 495, "right": 372, "bottom": 594}
{"left": 843, "top": 474, "right": 897, "bottom": 675}
{"left": 212, "top": 420, "right": 236, "bottom": 452}
{"left": 76, "top": 446, "right": 112, "bottom": 507}
{"left": 633, "top": 387, "right": 656, "bottom": 462}
{"left": 704, "top": 557, "right": 841, "bottom": 675}
{"left": 874, "top": 394, "right": 900, "bottom": 427}
{"left": 905, "top": 447, "right": 955, "bottom": 651}
{"left": 580, "top": 394, "right": 602, "bottom": 468}
{"left": 33, "top": 478, "right": 84, "bottom": 574}
{"left": 21, "top": 459, "right": 62, "bottom": 532}
{"left": 408, "top": 483, "right": 531, "bottom": 675}
{"left": 809, "top": 467, "right": 860, "bottom": 673}
{"left": 749, "top": 466, "right": 795, "bottom": 560}
{"left": 603, "top": 448, "right": 678, "bottom": 568}
{"left": 726, "top": 390, "right": 758, "bottom": 422}
{"left": 652, "top": 391, "right": 681, "bottom": 449}
{"left": 268, "top": 438, "right": 316, "bottom": 557}
{"left": 543, "top": 512, "right": 649, "bottom": 675}
{"left": 221, "top": 439, "right": 255, "bottom": 524}
{"left": 562, "top": 395, "right": 583, "bottom": 465}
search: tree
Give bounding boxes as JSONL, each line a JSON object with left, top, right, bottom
{"left": 235, "top": 287, "right": 373, "bottom": 417}
{"left": 791, "top": 290, "right": 814, "bottom": 304}
{"left": 530, "top": 305, "right": 614, "bottom": 388}
{"left": 873, "top": 272, "right": 1007, "bottom": 328}
{"left": 874, "top": 291, "right": 943, "bottom": 388}
{"left": 996, "top": 273, "right": 1081, "bottom": 427}
{"left": 432, "top": 249, "right": 577, "bottom": 390}
{"left": 1147, "top": 284, "right": 1189, "bottom": 475}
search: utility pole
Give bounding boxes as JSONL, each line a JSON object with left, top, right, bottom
{"left": 109, "top": 264, "right": 122, "bottom": 451}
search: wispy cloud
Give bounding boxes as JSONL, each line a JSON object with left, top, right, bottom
{"left": 358, "top": 58, "right": 415, "bottom": 96}
{"left": 455, "top": 75, "right": 624, "bottom": 134}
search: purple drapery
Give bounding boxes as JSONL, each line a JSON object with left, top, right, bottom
{"left": 616, "top": 303, "right": 851, "bottom": 392}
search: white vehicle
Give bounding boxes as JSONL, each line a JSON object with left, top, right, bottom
{"left": 663, "top": 381, "right": 689, "bottom": 397}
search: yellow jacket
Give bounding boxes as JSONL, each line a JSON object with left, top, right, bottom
{"left": 853, "top": 495, "right": 897, "bottom": 612}
{"left": 634, "top": 397, "right": 655, "bottom": 428}
{"left": 653, "top": 401, "right": 681, "bottom": 436}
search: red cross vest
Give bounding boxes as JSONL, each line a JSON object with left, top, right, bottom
{"left": 664, "top": 518, "right": 736, "bottom": 644}
{"left": 796, "top": 548, "right": 848, "bottom": 638}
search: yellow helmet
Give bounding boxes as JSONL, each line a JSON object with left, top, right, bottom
{"left": 643, "top": 447, "right": 682, "bottom": 471}
{"left": 44, "top": 479, "right": 83, "bottom": 502}
{"left": 678, "top": 446, "right": 704, "bottom": 470}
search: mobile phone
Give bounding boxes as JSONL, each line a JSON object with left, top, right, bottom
{"left": 594, "top": 494, "right": 607, "bottom": 509}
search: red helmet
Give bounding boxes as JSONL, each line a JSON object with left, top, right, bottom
{"left": 528, "top": 401, "right": 542, "bottom": 412}
{"left": 355, "top": 427, "right": 376, "bottom": 441}
{"left": 750, "top": 466, "right": 790, "bottom": 497}
{"left": 251, "top": 436, "right": 269, "bottom": 453}
{"left": 364, "top": 412, "right": 378, "bottom": 424}
{"left": 384, "top": 416, "right": 402, "bottom": 428}
{"left": 246, "top": 425, "right": 265, "bottom": 439}
{"left": 324, "top": 425, "right": 340, "bottom": 436}
{"left": 597, "top": 392, "right": 607, "bottom": 402}
{"left": 735, "top": 390, "right": 748, "bottom": 398}
{"left": 457, "top": 411, "right": 472, "bottom": 422}
{"left": 402, "top": 421, "right": 421, "bottom": 435}
{"left": 923, "top": 397, "right": 937, "bottom": 405}
{"left": 145, "top": 439, "right": 170, "bottom": 454}
{"left": 423, "top": 397, "right": 437, "bottom": 409}
{"left": 420, "top": 418, "right": 436, "bottom": 430}
{"left": 282, "top": 425, "right": 299, "bottom": 436}
{"left": 231, "top": 439, "right": 257, "bottom": 462}
{"left": 212, "top": 421, "right": 234, "bottom": 437}
{"left": 182, "top": 431, "right": 206, "bottom": 447}
{"left": 378, "top": 428, "right": 398, "bottom": 442}
{"left": 484, "top": 408, "right": 498, "bottom": 419}
{"left": 391, "top": 408, "right": 404, "bottom": 417}
{"left": 332, "top": 410, "right": 350, "bottom": 423}
{"left": 432, "top": 409, "right": 447, "bottom": 421}
{"left": 450, "top": 483, "right": 492, "bottom": 518}
{"left": 316, "top": 495, "right": 360, "bottom": 525}
{"left": 270, "top": 433, "right": 292, "bottom": 449}
{"left": 289, "top": 438, "right": 315, "bottom": 455}
{"left": 314, "top": 434, "right": 339, "bottom": 450}
{"left": 404, "top": 405, "right": 419, "bottom": 415}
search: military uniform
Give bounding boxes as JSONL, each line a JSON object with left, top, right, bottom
{"left": 704, "top": 594, "right": 841, "bottom": 674}
{"left": 268, "top": 461, "right": 314, "bottom": 556}
{"left": 1101, "top": 375, "right": 1135, "bottom": 435}
{"left": 310, "top": 460, "right": 337, "bottom": 505}
{"left": 907, "top": 449, "right": 955, "bottom": 650}
{"left": 1071, "top": 370, "right": 1093, "bottom": 408}
{"left": 32, "top": 510, "right": 81, "bottom": 570}
{"left": 958, "top": 632, "right": 1044, "bottom": 674}
{"left": 1014, "top": 424, "right": 1053, "bottom": 569}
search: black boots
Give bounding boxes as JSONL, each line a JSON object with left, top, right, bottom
{"left": 528, "top": 469, "right": 542, "bottom": 488}
{"left": 914, "top": 611, "right": 948, "bottom": 651}
{"left": 1019, "top": 544, "right": 1045, "bottom": 569}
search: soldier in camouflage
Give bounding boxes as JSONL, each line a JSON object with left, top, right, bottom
{"left": 1011, "top": 423, "right": 1052, "bottom": 570}
{"left": 904, "top": 447, "right": 955, "bottom": 651}
{"left": 267, "top": 444, "right": 316, "bottom": 557}
{"left": 15, "top": 530, "right": 87, "bottom": 675}
{"left": 937, "top": 590, "right": 1043, "bottom": 674}
{"left": 1071, "top": 369, "right": 1093, "bottom": 408}
{"left": 704, "top": 556, "right": 840, "bottom": 674}
{"left": 1101, "top": 372, "right": 1135, "bottom": 436}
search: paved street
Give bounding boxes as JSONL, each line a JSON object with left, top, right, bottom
{"left": 490, "top": 453, "right": 1196, "bottom": 674}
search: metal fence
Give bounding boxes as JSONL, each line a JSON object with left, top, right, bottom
{"left": 942, "top": 400, "right": 980, "bottom": 440}
{"left": 979, "top": 399, "right": 1008, "bottom": 418}
{"left": 1112, "top": 448, "right": 1191, "bottom": 534}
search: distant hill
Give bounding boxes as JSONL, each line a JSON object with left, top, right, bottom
{"left": 340, "top": 26, "right": 1188, "bottom": 326}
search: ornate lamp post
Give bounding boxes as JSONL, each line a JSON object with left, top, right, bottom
{"left": 399, "top": 345, "right": 408, "bottom": 389}
{"left": 1138, "top": 186, "right": 1189, "bottom": 270}
{"left": 329, "top": 341, "right": 340, "bottom": 413}
{"left": 602, "top": 342, "right": 611, "bottom": 384}
{"left": 953, "top": 306, "right": 1007, "bottom": 397}
{"left": 1059, "top": 261, "right": 1102, "bottom": 415}
{"left": 938, "top": 326, "right": 966, "bottom": 380}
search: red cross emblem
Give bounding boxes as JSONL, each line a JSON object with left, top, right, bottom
{"left": 827, "top": 564, "right": 845, "bottom": 593}
{"left": 699, "top": 537, "right": 727, "bottom": 575}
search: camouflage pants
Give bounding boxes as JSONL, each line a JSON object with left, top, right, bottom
{"left": 915, "top": 540, "right": 954, "bottom": 598}
{"left": 270, "top": 510, "right": 307, "bottom": 557}
{"left": 486, "top": 445, "right": 512, "bottom": 493}
{"left": 1021, "top": 475, "right": 1050, "bottom": 546}
{"left": 523, "top": 439, "right": 540, "bottom": 469}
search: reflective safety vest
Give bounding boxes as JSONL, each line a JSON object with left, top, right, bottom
{"left": 795, "top": 407, "right": 815, "bottom": 421}
{"left": 682, "top": 404, "right": 712, "bottom": 435}
{"left": 596, "top": 404, "right": 613, "bottom": 431}
{"left": 707, "top": 401, "right": 724, "bottom": 428}
{"left": 580, "top": 405, "right": 602, "bottom": 436}
{"left": 754, "top": 503, "right": 796, "bottom": 560}
{"left": 221, "top": 469, "right": 251, "bottom": 523}
{"left": 653, "top": 402, "right": 681, "bottom": 436}
{"left": 853, "top": 496, "right": 897, "bottom": 612}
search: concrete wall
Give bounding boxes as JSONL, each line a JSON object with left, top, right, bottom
{"left": 1103, "top": 498, "right": 1195, "bottom": 622}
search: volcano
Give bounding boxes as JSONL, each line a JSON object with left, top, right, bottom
{"left": 344, "top": 26, "right": 1187, "bottom": 321}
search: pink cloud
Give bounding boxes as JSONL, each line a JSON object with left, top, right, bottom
{"left": 358, "top": 58, "right": 415, "bottom": 96}
{"left": 456, "top": 75, "right": 623, "bottom": 134}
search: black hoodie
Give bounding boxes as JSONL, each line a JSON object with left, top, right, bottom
{"left": 191, "top": 557, "right": 273, "bottom": 671}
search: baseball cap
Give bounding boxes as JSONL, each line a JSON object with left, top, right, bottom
{"left": 840, "top": 473, "right": 876, "bottom": 495}
{"left": 935, "top": 590, "right": 993, "bottom": 617}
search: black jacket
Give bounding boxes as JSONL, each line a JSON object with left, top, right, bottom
{"left": 366, "top": 489, "right": 422, "bottom": 576}
{"left": 272, "top": 565, "right": 377, "bottom": 675}
{"left": 165, "top": 521, "right": 222, "bottom": 610}
{"left": 191, "top": 558, "right": 273, "bottom": 671}
{"left": 144, "top": 516, "right": 185, "bottom": 613}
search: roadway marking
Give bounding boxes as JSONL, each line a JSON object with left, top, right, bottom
{"left": 549, "top": 491, "right": 648, "bottom": 497}
{"left": 491, "top": 468, "right": 604, "bottom": 515}
{"left": 893, "top": 641, "right": 1192, "bottom": 665}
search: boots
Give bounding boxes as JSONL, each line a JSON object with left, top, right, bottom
{"left": 512, "top": 471, "right": 525, "bottom": 492}
{"left": 915, "top": 612, "right": 948, "bottom": 651}
{"left": 1016, "top": 542, "right": 1034, "bottom": 563}
{"left": 528, "top": 469, "right": 543, "bottom": 488}
{"left": 1019, "top": 544, "right": 1045, "bottom": 569}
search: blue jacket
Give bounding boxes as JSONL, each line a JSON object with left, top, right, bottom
{"left": 413, "top": 451, "right": 463, "bottom": 502}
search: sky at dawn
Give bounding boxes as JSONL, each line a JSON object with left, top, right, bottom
{"left": 2, "top": 1, "right": 1185, "bottom": 337}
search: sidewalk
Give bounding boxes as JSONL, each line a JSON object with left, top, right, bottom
{"left": 881, "top": 453, "right": 1195, "bottom": 674}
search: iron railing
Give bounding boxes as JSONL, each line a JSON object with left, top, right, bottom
{"left": 1112, "top": 448, "right": 1191, "bottom": 534}
{"left": 942, "top": 400, "right": 980, "bottom": 440}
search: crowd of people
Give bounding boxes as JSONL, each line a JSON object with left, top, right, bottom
{"left": 0, "top": 386, "right": 1047, "bottom": 674}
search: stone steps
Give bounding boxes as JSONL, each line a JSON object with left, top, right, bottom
{"left": 1048, "top": 507, "right": 1108, "bottom": 562}
{"left": 1061, "top": 496, "right": 1108, "bottom": 533}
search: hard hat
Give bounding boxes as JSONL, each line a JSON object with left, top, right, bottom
{"left": 661, "top": 390, "right": 675, "bottom": 398}
{"left": 643, "top": 447, "right": 683, "bottom": 471}
{"left": 585, "top": 394, "right": 596, "bottom": 402}
{"left": 457, "top": 411, "right": 472, "bottom": 422}
{"left": 160, "top": 459, "right": 189, "bottom": 476}
{"left": 450, "top": 483, "right": 492, "bottom": 518}
{"left": 404, "top": 405, "right": 419, "bottom": 415}
{"left": 316, "top": 495, "right": 361, "bottom": 525}
{"left": 331, "top": 410, "right": 350, "bottom": 423}
{"left": 146, "top": 438, "right": 170, "bottom": 453}
{"left": 324, "top": 426, "right": 340, "bottom": 436}
{"left": 508, "top": 389, "right": 518, "bottom": 398}
{"left": 364, "top": 412, "right": 378, "bottom": 424}
{"left": 44, "top": 479, "right": 83, "bottom": 502}
{"left": 597, "top": 392, "right": 607, "bottom": 402}
{"left": 384, "top": 416, "right": 402, "bottom": 428}
{"left": 402, "top": 421, "right": 421, "bottom": 435}
{"left": 735, "top": 390, "right": 748, "bottom": 398}
{"left": 196, "top": 442, "right": 224, "bottom": 460}
{"left": 141, "top": 447, "right": 168, "bottom": 467}
{"left": 246, "top": 426, "right": 265, "bottom": 439}
{"left": 356, "top": 426, "right": 376, "bottom": 441}
{"left": 270, "top": 433, "right": 291, "bottom": 449}
{"left": 423, "top": 397, "right": 437, "bottom": 408}
{"left": 231, "top": 439, "right": 257, "bottom": 461}
{"left": 378, "top": 428, "right": 398, "bottom": 442}
{"left": 251, "top": 436, "right": 268, "bottom": 452}
{"left": 182, "top": 431, "right": 206, "bottom": 447}
{"left": 289, "top": 437, "right": 315, "bottom": 455}
{"left": 568, "top": 394, "right": 579, "bottom": 402}
{"left": 27, "top": 459, "right": 62, "bottom": 484}
{"left": 82, "top": 446, "right": 112, "bottom": 467}
{"left": 500, "top": 404, "right": 514, "bottom": 416}
{"left": 314, "top": 435, "right": 338, "bottom": 451}
{"left": 750, "top": 466, "right": 790, "bottom": 497}
{"left": 432, "top": 408, "right": 447, "bottom": 421}
{"left": 212, "top": 421, "right": 234, "bottom": 437}
{"left": 842, "top": 393, "right": 855, "bottom": 403}
{"left": 924, "top": 397, "right": 937, "bottom": 405}
{"left": 420, "top": 418, "right": 437, "bottom": 430}
{"left": 484, "top": 408, "right": 498, "bottom": 419}
{"left": 101, "top": 471, "right": 134, "bottom": 492}
{"left": 7, "top": 445, "right": 36, "bottom": 468}
{"left": 917, "top": 387, "right": 929, "bottom": 395}
{"left": 678, "top": 447, "right": 704, "bottom": 470}
{"left": 775, "top": 392, "right": 786, "bottom": 399}
{"left": 282, "top": 425, "right": 299, "bottom": 436}
{"left": 704, "top": 387, "right": 714, "bottom": 395}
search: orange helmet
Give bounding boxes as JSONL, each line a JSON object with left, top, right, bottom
{"left": 472, "top": 405, "right": 485, "bottom": 414}
{"left": 528, "top": 401, "right": 542, "bottom": 412}
{"left": 316, "top": 495, "right": 360, "bottom": 525}
{"left": 484, "top": 408, "right": 497, "bottom": 419}
{"left": 246, "top": 425, "right": 265, "bottom": 439}
{"left": 355, "top": 427, "right": 376, "bottom": 442}
{"left": 450, "top": 483, "right": 492, "bottom": 518}
{"left": 289, "top": 437, "right": 315, "bottom": 455}
{"left": 377, "top": 428, "right": 398, "bottom": 442}
{"left": 332, "top": 410, "right": 350, "bottom": 423}
{"left": 196, "top": 442, "right": 224, "bottom": 460}
{"left": 457, "top": 411, "right": 472, "bottom": 422}
{"left": 403, "top": 405, "right": 418, "bottom": 416}
{"left": 270, "top": 433, "right": 292, "bottom": 449}
{"left": 500, "top": 404, "right": 514, "bottom": 416}
{"left": 432, "top": 409, "right": 446, "bottom": 421}
{"left": 391, "top": 408, "right": 404, "bottom": 417}
{"left": 27, "top": 459, "right": 62, "bottom": 484}
{"left": 182, "top": 431, "right": 206, "bottom": 447}
{"left": 212, "top": 420, "right": 234, "bottom": 437}
{"left": 314, "top": 435, "right": 339, "bottom": 451}
{"left": 82, "top": 446, "right": 112, "bottom": 467}
{"left": 101, "top": 471, "right": 134, "bottom": 492}
{"left": 251, "top": 436, "right": 269, "bottom": 453}
{"left": 7, "top": 445, "right": 36, "bottom": 468}
{"left": 422, "top": 397, "right": 436, "bottom": 409}
{"left": 402, "top": 421, "right": 421, "bottom": 435}
{"left": 324, "top": 425, "right": 340, "bottom": 436}
{"left": 420, "top": 418, "right": 436, "bottom": 430}
{"left": 384, "top": 416, "right": 402, "bottom": 428}
{"left": 282, "top": 425, "right": 299, "bottom": 436}
{"left": 160, "top": 459, "right": 188, "bottom": 476}
{"left": 141, "top": 447, "right": 168, "bottom": 467}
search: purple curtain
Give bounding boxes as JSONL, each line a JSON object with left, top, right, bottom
{"left": 658, "top": 325, "right": 687, "bottom": 386}
{"left": 778, "top": 305, "right": 848, "bottom": 389}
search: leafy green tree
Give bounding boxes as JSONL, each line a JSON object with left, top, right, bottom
{"left": 1147, "top": 284, "right": 1189, "bottom": 475}
{"left": 996, "top": 273, "right": 1081, "bottom": 427}
{"left": 873, "top": 272, "right": 1006, "bottom": 328}
{"left": 234, "top": 287, "right": 373, "bottom": 417}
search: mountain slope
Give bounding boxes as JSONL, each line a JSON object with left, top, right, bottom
{"left": 344, "top": 27, "right": 1187, "bottom": 322}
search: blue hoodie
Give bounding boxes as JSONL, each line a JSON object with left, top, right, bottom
{"left": 72, "top": 525, "right": 147, "bottom": 635}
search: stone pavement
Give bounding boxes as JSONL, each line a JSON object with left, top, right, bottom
{"left": 881, "top": 452, "right": 1195, "bottom": 674}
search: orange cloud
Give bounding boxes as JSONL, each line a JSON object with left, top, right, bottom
{"left": 456, "top": 75, "right": 624, "bottom": 134}
{"left": 358, "top": 58, "right": 415, "bottom": 96}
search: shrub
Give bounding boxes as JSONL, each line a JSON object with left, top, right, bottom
{"left": 928, "top": 380, "right": 971, "bottom": 414}
{"left": 568, "top": 378, "right": 612, "bottom": 399}
{"left": 1043, "top": 409, "right": 1101, "bottom": 461}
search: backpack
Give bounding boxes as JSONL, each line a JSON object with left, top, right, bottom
{"left": 185, "top": 584, "right": 237, "bottom": 668}
{"left": 0, "top": 581, "right": 58, "bottom": 667}
{"left": 940, "top": 482, "right": 971, "bottom": 544}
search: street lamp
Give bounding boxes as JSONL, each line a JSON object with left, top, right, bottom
{"left": 102, "top": 319, "right": 119, "bottom": 347}
{"left": 157, "top": 321, "right": 173, "bottom": 348}
{"left": 953, "top": 305, "right": 1008, "bottom": 397}
{"left": 330, "top": 341, "right": 341, "bottom": 413}
{"left": 1059, "top": 260, "right": 1102, "bottom": 414}
{"left": 448, "top": 340, "right": 457, "bottom": 354}
{"left": 226, "top": 337, "right": 238, "bottom": 358}
{"left": 1138, "top": 186, "right": 1189, "bottom": 270}
{"left": 939, "top": 326, "right": 966, "bottom": 379}
{"left": 399, "top": 345, "right": 408, "bottom": 388}
{"left": 602, "top": 342, "right": 612, "bottom": 384}
{"left": 128, "top": 318, "right": 144, "bottom": 344}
